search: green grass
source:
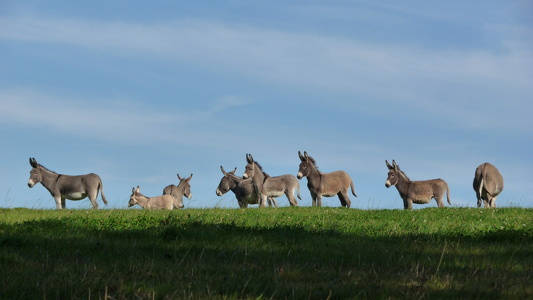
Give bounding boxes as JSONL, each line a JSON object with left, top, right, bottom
{"left": 0, "top": 207, "right": 531, "bottom": 299}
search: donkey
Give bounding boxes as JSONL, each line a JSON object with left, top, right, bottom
{"left": 473, "top": 162, "right": 504, "bottom": 208}
{"left": 129, "top": 186, "right": 175, "bottom": 209}
{"left": 27, "top": 157, "right": 107, "bottom": 209}
{"left": 162, "top": 173, "right": 192, "bottom": 209}
{"left": 297, "top": 151, "right": 357, "bottom": 208}
{"left": 243, "top": 154, "right": 301, "bottom": 207}
{"left": 385, "top": 160, "right": 451, "bottom": 209}
{"left": 216, "top": 166, "right": 277, "bottom": 208}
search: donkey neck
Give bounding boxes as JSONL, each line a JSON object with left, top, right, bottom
{"left": 134, "top": 194, "right": 150, "bottom": 208}
{"left": 227, "top": 174, "right": 243, "bottom": 192}
{"left": 305, "top": 163, "right": 321, "bottom": 187}
{"left": 394, "top": 170, "right": 411, "bottom": 196}
{"left": 251, "top": 164, "right": 267, "bottom": 188}
{"left": 39, "top": 167, "right": 62, "bottom": 192}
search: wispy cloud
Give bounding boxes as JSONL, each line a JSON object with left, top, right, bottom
{"left": 1, "top": 15, "right": 531, "bottom": 134}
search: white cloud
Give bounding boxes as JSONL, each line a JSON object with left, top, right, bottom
{"left": 1, "top": 15, "right": 531, "bottom": 133}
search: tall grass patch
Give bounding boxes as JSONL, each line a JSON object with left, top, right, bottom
{"left": 0, "top": 207, "right": 531, "bottom": 299}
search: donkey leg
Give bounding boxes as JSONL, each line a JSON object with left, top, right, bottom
{"left": 337, "top": 192, "right": 351, "bottom": 208}
{"left": 435, "top": 196, "right": 444, "bottom": 208}
{"left": 310, "top": 192, "right": 317, "bottom": 207}
{"left": 285, "top": 190, "right": 298, "bottom": 207}
{"left": 342, "top": 192, "right": 352, "bottom": 208}
{"left": 316, "top": 195, "right": 323, "bottom": 207}
{"left": 259, "top": 194, "right": 268, "bottom": 207}
{"left": 54, "top": 196, "right": 63, "bottom": 209}
{"left": 403, "top": 198, "right": 412, "bottom": 210}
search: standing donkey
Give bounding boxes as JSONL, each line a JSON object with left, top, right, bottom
{"left": 297, "top": 151, "right": 357, "bottom": 208}
{"left": 385, "top": 160, "right": 450, "bottom": 209}
{"left": 129, "top": 186, "right": 175, "bottom": 209}
{"left": 243, "top": 154, "right": 301, "bottom": 207}
{"left": 216, "top": 166, "right": 277, "bottom": 208}
{"left": 27, "top": 157, "right": 107, "bottom": 209}
{"left": 473, "top": 162, "right": 504, "bottom": 208}
{"left": 162, "top": 173, "right": 192, "bottom": 209}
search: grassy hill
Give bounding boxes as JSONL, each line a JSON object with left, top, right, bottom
{"left": 0, "top": 207, "right": 531, "bottom": 299}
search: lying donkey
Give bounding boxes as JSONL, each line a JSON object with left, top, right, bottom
{"left": 162, "top": 173, "right": 192, "bottom": 209}
{"left": 27, "top": 157, "right": 107, "bottom": 209}
{"left": 216, "top": 166, "right": 277, "bottom": 208}
{"left": 129, "top": 186, "right": 175, "bottom": 209}
{"left": 385, "top": 160, "right": 450, "bottom": 209}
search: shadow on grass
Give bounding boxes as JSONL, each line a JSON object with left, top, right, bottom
{"left": 0, "top": 216, "right": 531, "bottom": 299}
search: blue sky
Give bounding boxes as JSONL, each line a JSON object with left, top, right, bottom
{"left": 1, "top": 1, "right": 531, "bottom": 209}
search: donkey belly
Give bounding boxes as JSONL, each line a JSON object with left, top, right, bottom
{"left": 266, "top": 190, "right": 285, "bottom": 198}
{"left": 63, "top": 192, "right": 88, "bottom": 200}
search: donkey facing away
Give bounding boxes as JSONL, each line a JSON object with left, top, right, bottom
{"left": 162, "top": 173, "right": 193, "bottom": 209}
{"left": 129, "top": 186, "right": 176, "bottom": 209}
{"left": 27, "top": 157, "right": 107, "bottom": 209}
{"left": 473, "top": 162, "right": 504, "bottom": 208}
{"left": 297, "top": 151, "right": 357, "bottom": 208}
{"left": 216, "top": 166, "right": 277, "bottom": 208}
{"left": 243, "top": 154, "right": 301, "bottom": 207}
{"left": 385, "top": 160, "right": 451, "bottom": 209}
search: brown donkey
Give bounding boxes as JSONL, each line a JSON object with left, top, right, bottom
{"left": 297, "top": 151, "right": 357, "bottom": 208}
{"left": 473, "top": 162, "right": 504, "bottom": 208}
{"left": 243, "top": 154, "right": 301, "bottom": 207}
{"left": 27, "top": 157, "right": 107, "bottom": 209}
{"left": 216, "top": 166, "right": 277, "bottom": 208}
{"left": 385, "top": 160, "right": 451, "bottom": 209}
{"left": 162, "top": 173, "right": 192, "bottom": 209}
{"left": 129, "top": 186, "right": 175, "bottom": 209}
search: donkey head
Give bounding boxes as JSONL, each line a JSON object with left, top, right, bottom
{"left": 177, "top": 174, "right": 193, "bottom": 199}
{"left": 297, "top": 151, "right": 313, "bottom": 179}
{"left": 216, "top": 166, "right": 237, "bottom": 196}
{"left": 243, "top": 154, "right": 255, "bottom": 179}
{"left": 28, "top": 157, "right": 42, "bottom": 188}
{"left": 385, "top": 160, "right": 400, "bottom": 188}
{"left": 128, "top": 186, "right": 142, "bottom": 207}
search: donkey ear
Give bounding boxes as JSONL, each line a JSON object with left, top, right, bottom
{"left": 246, "top": 154, "right": 254, "bottom": 164}
{"left": 177, "top": 173, "right": 183, "bottom": 181}
{"left": 298, "top": 151, "right": 305, "bottom": 161}
{"left": 304, "top": 151, "right": 309, "bottom": 159}
{"left": 135, "top": 186, "right": 140, "bottom": 193}
{"left": 392, "top": 160, "right": 399, "bottom": 170}
{"left": 220, "top": 166, "right": 227, "bottom": 175}
{"left": 186, "top": 174, "right": 193, "bottom": 182}
{"left": 29, "top": 157, "right": 38, "bottom": 168}
{"left": 385, "top": 160, "right": 393, "bottom": 170}
{"left": 230, "top": 167, "right": 237, "bottom": 174}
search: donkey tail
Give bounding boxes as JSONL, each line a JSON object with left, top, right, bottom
{"left": 350, "top": 180, "right": 357, "bottom": 197}
{"left": 296, "top": 181, "right": 302, "bottom": 200}
{"left": 99, "top": 180, "right": 108, "bottom": 205}
{"left": 446, "top": 182, "right": 451, "bottom": 205}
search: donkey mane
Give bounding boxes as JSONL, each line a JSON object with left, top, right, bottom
{"left": 37, "top": 163, "right": 58, "bottom": 175}
{"left": 253, "top": 160, "right": 270, "bottom": 178}
{"left": 397, "top": 167, "right": 410, "bottom": 182}
{"left": 306, "top": 155, "right": 319, "bottom": 171}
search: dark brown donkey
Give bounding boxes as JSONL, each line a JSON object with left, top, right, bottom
{"left": 243, "top": 154, "right": 301, "bottom": 207}
{"left": 162, "top": 173, "right": 192, "bottom": 209}
{"left": 216, "top": 166, "right": 277, "bottom": 208}
{"left": 473, "top": 162, "right": 504, "bottom": 208}
{"left": 297, "top": 151, "right": 357, "bottom": 208}
{"left": 27, "top": 157, "right": 108, "bottom": 209}
{"left": 385, "top": 160, "right": 450, "bottom": 209}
